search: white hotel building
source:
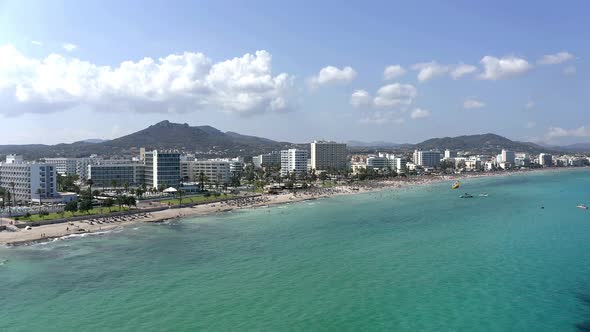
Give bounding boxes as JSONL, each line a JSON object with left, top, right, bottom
{"left": 0, "top": 155, "right": 59, "bottom": 204}
{"left": 180, "top": 160, "right": 231, "bottom": 185}
{"left": 281, "top": 149, "right": 308, "bottom": 177}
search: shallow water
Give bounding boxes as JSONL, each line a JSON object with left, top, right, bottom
{"left": 2, "top": 169, "right": 590, "bottom": 331}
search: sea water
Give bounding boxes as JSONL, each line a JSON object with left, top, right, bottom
{"left": 2, "top": 169, "right": 590, "bottom": 331}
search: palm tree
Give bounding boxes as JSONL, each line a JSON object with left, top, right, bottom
{"left": 111, "top": 180, "right": 118, "bottom": 192}
{"left": 86, "top": 179, "right": 94, "bottom": 200}
{"left": 36, "top": 188, "right": 43, "bottom": 207}
{"left": 123, "top": 182, "right": 129, "bottom": 193}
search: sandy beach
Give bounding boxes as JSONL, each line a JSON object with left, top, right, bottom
{"left": 0, "top": 168, "right": 577, "bottom": 246}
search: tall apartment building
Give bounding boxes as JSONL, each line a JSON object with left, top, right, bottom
{"left": 253, "top": 152, "right": 281, "bottom": 168}
{"left": 539, "top": 153, "right": 553, "bottom": 167}
{"left": 444, "top": 149, "right": 457, "bottom": 159}
{"left": 0, "top": 155, "right": 58, "bottom": 203}
{"left": 181, "top": 160, "right": 231, "bottom": 185}
{"left": 413, "top": 150, "right": 441, "bottom": 168}
{"left": 43, "top": 158, "right": 78, "bottom": 175}
{"left": 281, "top": 149, "right": 308, "bottom": 177}
{"left": 310, "top": 140, "right": 348, "bottom": 170}
{"left": 144, "top": 150, "right": 181, "bottom": 188}
{"left": 501, "top": 149, "right": 516, "bottom": 165}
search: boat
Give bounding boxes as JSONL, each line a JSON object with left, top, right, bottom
{"left": 451, "top": 181, "right": 460, "bottom": 189}
{"left": 478, "top": 193, "right": 488, "bottom": 197}
{"left": 460, "top": 193, "right": 473, "bottom": 198}
{"left": 577, "top": 204, "right": 588, "bottom": 210}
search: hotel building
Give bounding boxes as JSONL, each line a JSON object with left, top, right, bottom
{"left": 281, "top": 149, "right": 308, "bottom": 176}
{"left": 310, "top": 141, "right": 348, "bottom": 171}
{"left": 0, "top": 155, "right": 58, "bottom": 203}
{"left": 144, "top": 150, "right": 181, "bottom": 188}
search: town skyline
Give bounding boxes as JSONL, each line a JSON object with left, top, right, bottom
{"left": 0, "top": 0, "right": 588, "bottom": 145}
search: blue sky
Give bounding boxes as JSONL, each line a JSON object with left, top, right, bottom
{"left": 0, "top": 0, "right": 587, "bottom": 145}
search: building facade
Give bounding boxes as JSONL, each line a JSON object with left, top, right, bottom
{"left": 281, "top": 149, "right": 308, "bottom": 176}
{"left": 253, "top": 152, "right": 281, "bottom": 168}
{"left": 413, "top": 150, "right": 441, "bottom": 168}
{"left": 310, "top": 141, "right": 348, "bottom": 171}
{"left": 539, "top": 153, "right": 553, "bottom": 167}
{"left": 88, "top": 164, "right": 145, "bottom": 188}
{"left": 144, "top": 150, "right": 181, "bottom": 188}
{"left": 0, "top": 156, "right": 58, "bottom": 203}
{"left": 180, "top": 160, "right": 231, "bottom": 185}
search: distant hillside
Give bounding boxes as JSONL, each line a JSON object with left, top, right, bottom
{"left": 414, "top": 133, "right": 555, "bottom": 154}
{"left": 0, "top": 121, "right": 298, "bottom": 160}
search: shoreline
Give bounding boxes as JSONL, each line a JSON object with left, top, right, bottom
{"left": 1, "top": 167, "right": 585, "bottom": 247}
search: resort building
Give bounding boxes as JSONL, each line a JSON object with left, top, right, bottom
{"left": 539, "top": 153, "right": 553, "bottom": 167}
{"left": 281, "top": 149, "right": 308, "bottom": 176}
{"left": 501, "top": 149, "right": 516, "bottom": 165}
{"left": 253, "top": 152, "right": 281, "bottom": 168}
{"left": 180, "top": 160, "right": 231, "bottom": 185}
{"left": 43, "top": 157, "right": 78, "bottom": 176}
{"left": 444, "top": 149, "right": 457, "bottom": 159}
{"left": 310, "top": 140, "right": 348, "bottom": 171}
{"left": 87, "top": 163, "right": 145, "bottom": 188}
{"left": 144, "top": 150, "right": 181, "bottom": 188}
{"left": 0, "top": 155, "right": 59, "bottom": 203}
{"left": 413, "top": 150, "right": 441, "bottom": 168}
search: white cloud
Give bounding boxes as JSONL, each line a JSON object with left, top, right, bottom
{"left": 373, "top": 83, "right": 417, "bottom": 108}
{"left": 31, "top": 41, "right": 43, "bottom": 46}
{"left": 563, "top": 65, "right": 576, "bottom": 76}
{"left": 537, "top": 51, "right": 574, "bottom": 65}
{"left": 410, "top": 108, "right": 430, "bottom": 119}
{"left": 411, "top": 61, "right": 449, "bottom": 82}
{"left": 383, "top": 65, "right": 406, "bottom": 80}
{"left": 547, "top": 126, "right": 590, "bottom": 139}
{"left": 525, "top": 100, "right": 535, "bottom": 109}
{"left": 450, "top": 63, "right": 477, "bottom": 79}
{"left": 525, "top": 121, "right": 536, "bottom": 129}
{"left": 463, "top": 98, "right": 485, "bottom": 109}
{"left": 479, "top": 55, "right": 532, "bottom": 80}
{"left": 308, "top": 65, "right": 356, "bottom": 88}
{"left": 0, "top": 44, "right": 295, "bottom": 116}
{"left": 350, "top": 89, "right": 371, "bottom": 107}
{"left": 62, "top": 43, "right": 78, "bottom": 52}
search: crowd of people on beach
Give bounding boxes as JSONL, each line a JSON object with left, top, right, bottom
{"left": 83, "top": 213, "right": 154, "bottom": 225}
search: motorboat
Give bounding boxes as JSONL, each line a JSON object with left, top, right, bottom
{"left": 478, "top": 193, "right": 488, "bottom": 197}
{"left": 577, "top": 204, "right": 588, "bottom": 210}
{"left": 460, "top": 193, "right": 474, "bottom": 198}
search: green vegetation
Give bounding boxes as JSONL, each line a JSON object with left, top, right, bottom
{"left": 159, "top": 193, "right": 238, "bottom": 206}
{"left": 14, "top": 206, "right": 130, "bottom": 222}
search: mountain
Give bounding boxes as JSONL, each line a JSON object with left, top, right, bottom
{"left": 347, "top": 140, "right": 403, "bottom": 148}
{"left": 0, "top": 121, "right": 298, "bottom": 160}
{"left": 545, "top": 143, "right": 590, "bottom": 153}
{"left": 414, "top": 133, "right": 556, "bottom": 154}
{"left": 80, "top": 138, "right": 107, "bottom": 144}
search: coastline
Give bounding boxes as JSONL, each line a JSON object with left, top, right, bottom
{"left": 0, "top": 167, "right": 584, "bottom": 247}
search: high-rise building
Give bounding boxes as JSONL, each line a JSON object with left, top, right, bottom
{"left": 0, "top": 155, "right": 58, "bottom": 203}
{"left": 539, "top": 153, "right": 553, "bottom": 167}
{"left": 43, "top": 158, "right": 78, "bottom": 175}
{"left": 281, "top": 149, "right": 308, "bottom": 176}
{"left": 413, "top": 150, "right": 441, "bottom": 168}
{"left": 444, "top": 149, "right": 457, "bottom": 159}
{"left": 144, "top": 150, "right": 181, "bottom": 188}
{"left": 501, "top": 149, "right": 516, "bottom": 165}
{"left": 253, "top": 152, "right": 281, "bottom": 168}
{"left": 310, "top": 140, "right": 347, "bottom": 171}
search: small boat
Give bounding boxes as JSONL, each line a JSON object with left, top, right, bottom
{"left": 460, "top": 193, "right": 474, "bottom": 198}
{"left": 577, "top": 204, "right": 588, "bottom": 210}
{"left": 478, "top": 193, "right": 488, "bottom": 197}
{"left": 451, "top": 181, "right": 461, "bottom": 189}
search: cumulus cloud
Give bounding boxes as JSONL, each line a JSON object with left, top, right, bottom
{"left": 62, "top": 43, "right": 77, "bottom": 52}
{"left": 450, "top": 63, "right": 477, "bottom": 79}
{"left": 410, "top": 108, "right": 430, "bottom": 119}
{"left": 563, "top": 65, "right": 576, "bottom": 76}
{"left": 479, "top": 55, "right": 532, "bottom": 80}
{"left": 547, "top": 126, "right": 590, "bottom": 139}
{"left": 537, "top": 51, "right": 574, "bottom": 65}
{"left": 308, "top": 66, "right": 356, "bottom": 88}
{"left": 350, "top": 89, "right": 371, "bottom": 107}
{"left": 411, "top": 61, "right": 449, "bottom": 82}
{"left": 373, "top": 83, "right": 417, "bottom": 108}
{"left": 0, "top": 45, "right": 295, "bottom": 116}
{"left": 383, "top": 65, "right": 406, "bottom": 80}
{"left": 463, "top": 98, "right": 485, "bottom": 109}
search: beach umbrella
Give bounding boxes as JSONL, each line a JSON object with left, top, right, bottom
{"left": 163, "top": 187, "right": 178, "bottom": 193}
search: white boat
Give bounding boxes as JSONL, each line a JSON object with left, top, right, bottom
{"left": 577, "top": 204, "right": 588, "bottom": 210}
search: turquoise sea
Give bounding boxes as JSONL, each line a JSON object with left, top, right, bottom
{"left": 2, "top": 169, "right": 590, "bottom": 331}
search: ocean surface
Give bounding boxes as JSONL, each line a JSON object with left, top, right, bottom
{"left": 2, "top": 169, "right": 590, "bottom": 331}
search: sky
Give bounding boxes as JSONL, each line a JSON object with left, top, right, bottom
{"left": 0, "top": 0, "right": 588, "bottom": 145}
